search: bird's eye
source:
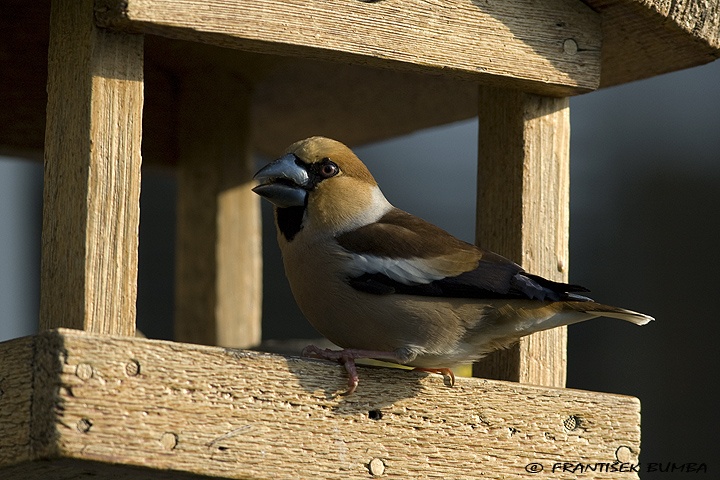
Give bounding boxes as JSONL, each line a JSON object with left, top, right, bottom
{"left": 319, "top": 160, "right": 339, "bottom": 178}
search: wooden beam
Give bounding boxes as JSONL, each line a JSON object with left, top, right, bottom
{"left": 95, "top": 0, "right": 601, "bottom": 96}
{"left": 3, "top": 1, "right": 720, "bottom": 161}
{"left": 174, "top": 72, "right": 262, "bottom": 348}
{"left": 0, "top": 329, "right": 642, "bottom": 479}
{"left": 40, "top": 0, "right": 143, "bottom": 335}
{"left": 0, "top": 336, "right": 34, "bottom": 466}
{"left": 141, "top": 37, "right": 482, "bottom": 160}
{"left": 473, "top": 87, "right": 570, "bottom": 388}
{"left": 584, "top": 0, "right": 720, "bottom": 87}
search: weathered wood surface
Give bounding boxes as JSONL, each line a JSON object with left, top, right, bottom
{"left": 585, "top": 0, "right": 720, "bottom": 87}
{"left": 140, "top": 37, "right": 481, "bottom": 159}
{"left": 39, "top": 0, "right": 143, "bottom": 335}
{"left": 175, "top": 72, "right": 262, "bottom": 348}
{"left": 3, "top": 2, "right": 719, "bottom": 160}
{"left": 0, "top": 336, "right": 34, "bottom": 466}
{"left": 1, "top": 329, "right": 641, "bottom": 479}
{"left": 96, "top": 0, "right": 602, "bottom": 95}
{"left": 474, "top": 88, "right": 570, "bottom": 387}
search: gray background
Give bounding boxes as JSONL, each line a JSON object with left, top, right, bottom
{"left": 2, "top": 59, "right": 718, "bottom": 477}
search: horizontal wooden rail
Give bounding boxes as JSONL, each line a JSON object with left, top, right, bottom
{"left": 1, "top": 329, "right": 641, "bottom": 479}
{"left": 95, "top": 0, "right": 601, "bottom": 96}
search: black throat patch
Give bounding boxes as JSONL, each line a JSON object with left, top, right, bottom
{"left": 276, "top": 206, "right": 305, "bottom": 241}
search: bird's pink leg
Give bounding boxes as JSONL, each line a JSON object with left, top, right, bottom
{"left": 412, "top": 367, "right": 455, "bottom": 386}
{"left": 301, "top": 345, "right": 407, "bottom": 395}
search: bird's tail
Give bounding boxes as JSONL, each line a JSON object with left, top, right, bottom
{"left": 584, "top": 303, "right": 654, "bottom": 325}
{"left": 465, "top": 300, "right": 653, "bottom": 360}
{"left": 520, "top": 301, "right": 654, "bottom": 333}
{"left": 479, "top": 300, "right": 653, "bottom": 344}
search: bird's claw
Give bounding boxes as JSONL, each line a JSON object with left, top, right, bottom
{"left": 301, "top": 345, "right": 360, "bottom": 395}
{"left": 412, "top": 367, "right": 456, "bottom": 387}
{"left": 301, "top": 345, "right": 454, "bottom": 394}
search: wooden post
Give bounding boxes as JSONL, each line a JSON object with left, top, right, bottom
{"left": 473, "top": 87, "right": 570, "bottom": 387}
{"left": 39, "top": 0, "right": 143, "bottom": 336}
{"left": 174, "top": 72, "right": 262, "bottom": 348}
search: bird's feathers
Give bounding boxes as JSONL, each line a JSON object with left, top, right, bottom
{"left": 252, "top": 136, "right": 654, "bottom": 376}
{"left": 285, "top": 136, "right": 379, "bottom": 187}
{"left": 336, "top": 208, "right": 589, "bottom": 302}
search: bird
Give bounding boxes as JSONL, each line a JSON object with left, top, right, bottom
{"left": 252, "top": 136, "right": 653, "bottom": 394}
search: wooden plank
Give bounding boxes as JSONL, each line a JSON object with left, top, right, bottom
{"left": 0, "top": 329, "right": 642, "bottom": 479}
{"left": 647, "top": 0, "right": 720, "bottom": 45}
{"left": 175, "top": 72, "right": 262, "bottom": 348}
{"left": 586, "top": 0, "right": 720, "bottom": 87}
{"left": 2, "top": 459, "right": 216, "bottom": 480}
{"left": 3, "top": 1, "right": 720, "bottom": 161}
{"left": 473, "top": 87, "right": 570, "bottom": 387}
{"left": 40, "top": 0, "right": 143, "bottom": 335}
{"left": 141, "top": 37, "right": 481, "bottom": 160}
{"left": 0, "top": 336, "right": 34, "bottom": 466}
{"left": 95, "top": 0, "right": 602, "bottom": 96}
{"left": 4, "top": 3, "right": 719, "bottom": 163}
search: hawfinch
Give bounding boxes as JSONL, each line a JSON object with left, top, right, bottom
{"left": 253, "top": 136, "right": 653, "bottom": 394}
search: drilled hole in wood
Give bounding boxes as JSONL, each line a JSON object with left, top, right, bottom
{"left": 125, "top": 359, "right": 141, "bottom": 376}
{"left": 75, "top": 363, "right": 94, "bottom": 380}
{"left": 368, "top": 457, "right": 386, "bottom": 476}
{"left": 564, "top": 414, "right": 581, "bottom": 431}
{"left": 160, "top": 432, "right": 178, "bottom": 450}
{"left": 76, "top": 418, "right": 93, "bottom": 433}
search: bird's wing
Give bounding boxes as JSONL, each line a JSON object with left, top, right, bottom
{"left": 336, "top": 208, "right": 589, "bottom": 301}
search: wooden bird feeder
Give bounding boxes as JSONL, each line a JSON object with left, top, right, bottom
{"left": 1, "top": 1, "right": 718, "bottom": 478}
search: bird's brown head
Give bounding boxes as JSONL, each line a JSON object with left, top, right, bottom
{"left": 253, "top": 136, "right": 391, "bottom": 236}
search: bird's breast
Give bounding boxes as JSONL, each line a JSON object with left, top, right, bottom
{"left": 277, "top": 231, "right": 490, "bottom": 365}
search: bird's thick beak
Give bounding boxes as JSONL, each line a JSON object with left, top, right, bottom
{"left": 252, "top": 154, "right": 310, "bottom": 208}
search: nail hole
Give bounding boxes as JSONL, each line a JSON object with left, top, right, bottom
{"left": 75, "top": 363, "right": 94, "bottom": 380}
{"left": 615, "top": 445, "right": 635, "bottom": 463}
{"left": 563, "top": 38, "right": 578, "bottom": 55}
{"left": 160, "top": 432, "right": 178, "bottom": 450}
{"left": 564, "top": 415, "right": 581, "bottom": 431}
{"left": 125, "top": 359, "right": 141, "bottom": 376}
{"left": 77, "top": 418, "right": 93, "bottom": 433}
{"left": 369, "top": 457, "right": 385, "bottom": 476}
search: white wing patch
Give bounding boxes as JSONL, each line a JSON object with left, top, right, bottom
{"left": 347, "top": 253, "right": 448, "bottom": 285}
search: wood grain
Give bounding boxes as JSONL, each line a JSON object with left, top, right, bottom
{"left": 587, "top": 0, "right": 720, "bottom": 87}
{"left": 0, "top": 329, "right": 642, "bottom": 479}
{"left": 40, "top": 0, "right": 143, "bottom": 335}
{"left": 0, "top": 336, "right": 34, "bottom": 466}
{"left": 473, "top": 87, "right": 570, "bottom": 387}
{"left": 5, "top": 0, "right": 720, "bottom": 164}
{"left": 96, "top": 0, "right": 602, "bottom": 95}
{"left": 175, "top": 72, "right": 262, "bottom": 348}
{"left": 4, "top": 2, "right": 719, "bottom": 161}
